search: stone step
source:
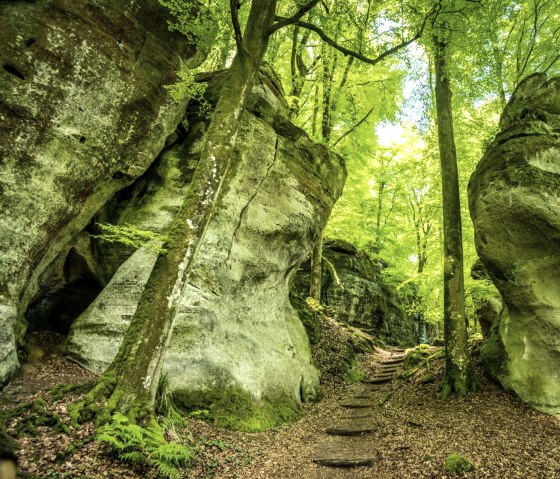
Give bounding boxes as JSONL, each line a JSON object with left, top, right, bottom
{"left": 365, "top": 376, "right": 393, "bottom": 384}
{"left": 340, "top": 413, "right": 375, "bottom": 420}
{"left": 325, "top": 425, "right": 378, "bottom": 436}
{"left": 339, "top": 402, "right": 372, "bottom": 409}
{"left": 370, "top": 373, "right": 395, "bottom": 379}
{"left": 313, "top": 456, "right": 375, "bottom": 468}
{"left": 354, "top": 395, "right": 373, "bottom": 400}
{"left": 382, "top": 358, "right": 404, "bottom": 364}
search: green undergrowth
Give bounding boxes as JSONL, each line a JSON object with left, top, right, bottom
{"left": 97, "top": 413, "right": 193, "bottom": 479}
{"left": 399, "top": 344, "right": 444, "bottom": 380}
{"left": 344, "top": 361, "right": 366, "bottom": 383}
{"left": 3, "top": 379, "right": 197, "bottom": 478}
{"left": 1, "top": 397, "right": 70, "bottom": 437}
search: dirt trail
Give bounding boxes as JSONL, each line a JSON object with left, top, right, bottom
{"left": 2, "top": 335, "right": 560, "bottom": 479}
{"left": 311, "top": 350, "right": 405, "bottom": 471}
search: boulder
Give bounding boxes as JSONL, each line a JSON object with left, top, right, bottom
{"left": 65, "top": 71, "right": 347, "bottom": 430}
{"left": 0, "top": 0, "right": 201, "bottom": 385}
{"left": 295, "top": 239, "right": 421, "bottom": 346}
{"left": 468, "top": 73, "right": 560, "bottom": 414}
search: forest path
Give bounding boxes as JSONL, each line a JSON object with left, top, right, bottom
{"left": 3, "top": 337, "right": 560, "bottom": 478}
{"left": 311, "top": 350, "right": 405, "bottom": 475}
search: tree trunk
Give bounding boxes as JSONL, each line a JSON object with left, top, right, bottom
{"left": 321, "top": 43, "right": 333, "bottom": 144}
{"left": 289, "top": 26, "right": 310, "bottom": 120}
{"left": 373, "top": 180, "right": 386, "bottom": 254}
{"left": 492, "top": 45, "right": 507, "bottom": 109}
{"left": 309, "top": 231, "right": 323, "bottom": 301}
{"left": 76, "top": 0, "right": 279, "bottom": 424}
{"left": 433, "top": 34, "right": 478, "bottom": 397}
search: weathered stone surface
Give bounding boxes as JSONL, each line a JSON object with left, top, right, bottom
{"left": 65, "top": 143, "right": 197, "bottom": 372}
{"left": 65, "top": 72, "right": 347, "bottom": 429}
{"left": 0, "top": 0, "right": 200, "bottom": 385}
{"left": 475, "top": 297, "right": 501, "bottom": 339}
{"left": 468, "top": 73, "right": 560, "bottom": 414}
{"left": 295, "top": 239, "right": 421, "bottom": 346}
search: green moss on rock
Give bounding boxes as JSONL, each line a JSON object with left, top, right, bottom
{"left": 173, "top": 386, "right": 301, "bottom": 432}
{"left": 403, "top": 344, "right": 432, "bottom": 369}
{"left": 289, "top": 291, "right": 322, "bottom": 345}
{"left": 444, "top": 453, "right": 475, "bottom": 474}
{"left": 480, "top": 314, "right": 509, "bottom": 380}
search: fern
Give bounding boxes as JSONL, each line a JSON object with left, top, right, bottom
{"left": 97, "top": 413, "right": 194, "bottom": 478}
{"left": 92, "top": 223, "right": 168, "bottom": 254}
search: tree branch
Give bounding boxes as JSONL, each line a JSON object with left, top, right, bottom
{"left": 288, "top": 18, "right": 425, "bottom": 66}
{"left": 269, "top": 0, "right": 321, "bottom": 34}
{"left": 332, "top": 106, "right": 375, "bottom": 146}
{"left": 230, "top": 0, "right": 244, "bottom": 53}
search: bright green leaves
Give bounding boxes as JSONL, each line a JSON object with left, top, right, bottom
{"left": 97, "top": 413, "right": 194, "bottom": 479}
{"left": 92, "top": 223, "right": 169, "bottom": 254}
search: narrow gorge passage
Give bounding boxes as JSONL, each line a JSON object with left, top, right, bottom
{"left": 2, "top": 1, "right": 560, "bottom": 478}
{"left": 312, "top": 350, "right": 405, "bottom": 470}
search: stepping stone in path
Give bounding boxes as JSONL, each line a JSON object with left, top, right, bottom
{"left": 383, "top": 358, "right": 404, "bottom": 364}
{"left": 340, "top": 413, "right": 375, "bottom": 420}
{"left": 326, "top": 424, "right": 379, "bottom": 436}
{"left": 366, "top": 376, "right": 393, "bottom": 384}
{"left": 314, "top": 457, "right": 375, "bottom": 468}
{"left": 340, "top": 402, "right": 372, "bottom": 409}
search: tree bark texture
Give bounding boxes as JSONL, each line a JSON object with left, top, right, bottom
{"left": 309, "top": 230, "right": 323, "bottom": 301}
{"left": 433, "top": 34, "right": 478, "bottom": 397}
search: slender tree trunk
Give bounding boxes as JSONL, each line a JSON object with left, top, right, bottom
{"left": 321, "top": 43, "right": 333, "bottom": 144}
{"left": 373, "top": 180, "right": 386, "bottom": 254}
{"left": 311, "top": 83, "right": 320, "bottom": 138}
{"left": 433, "top": 34, "right": 478, "bottom": 397}
{"left": 309, "top": 231, "right": 323, "bottom": 301}
{"left": 492, "top": 45, "right": 507, "bottom": 109}
{"left": 76, "top": 0, "right": 279, "bottom": 424}
{"left": 289, "top": 27, "right": 310, "bottom": 120}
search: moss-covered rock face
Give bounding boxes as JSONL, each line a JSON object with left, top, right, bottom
{"left": 66, "top": 71, "right": 346, "bottom": 429}
{"left": 468, "top": 73, "right": 560, "bottom": 414}
{"left": 295, "top": 239, "right": 426, "bottom": 346}
{"left": 444, "top": 453, "right": 475, "bottom": 474}
{"left": 0, "top": 0, "right": 201, "bottom": 385}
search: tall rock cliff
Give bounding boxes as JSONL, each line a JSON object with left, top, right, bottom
{"left": 0, "top": 0, "right": 201, "bottom": 385}
{"left": 468, "top": 73, "right": 560, "bottom": 414}
{"left": 0, "top": 2, "right": 346, "bottom": 429}
{"left": 65, "top": 69, "right": 346, "bottom": 429}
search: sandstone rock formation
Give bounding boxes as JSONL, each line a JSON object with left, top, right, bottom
{"left": 64, "top": 70, "right": 346, "bottom": 429}
{"left": 468, "top": 73, "right": 560, "bottom": 414}
{"left": 295, "top": 239, "right": 422, "bottom": 346}
{"left": 470, "top": 259, "right": 502, "bottom": 338}
{"left": 0, "top": 0, "right": 200, "bottom": 385}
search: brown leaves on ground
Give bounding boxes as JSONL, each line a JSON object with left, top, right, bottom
{"left": 1, "top": 332, "right": 560, "bottom": 478}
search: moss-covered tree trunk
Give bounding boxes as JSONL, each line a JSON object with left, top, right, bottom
{"left": 433, "top": 34, "right": 478, "bottom": 397}
{"left": 76, "top": 0, "right": 279, "bottom": 424}
{"left": 309, "top": 230, "right": 323, "bottom": 301}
